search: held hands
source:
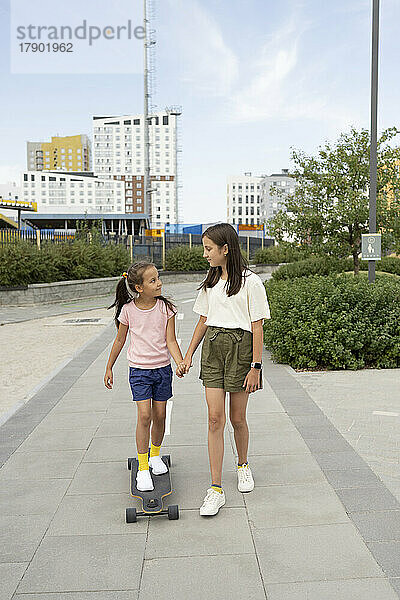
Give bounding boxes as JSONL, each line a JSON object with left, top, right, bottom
{"left": 243, "top": 368, "right": 261, "bottom": 393}
{"left": 104, "top": 367, "right": 113, "bottom": 389}
{"left": 176, "top": 355, "right": 192, "bottom": 377}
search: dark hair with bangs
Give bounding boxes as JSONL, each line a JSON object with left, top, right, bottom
{"left": 109, "top": 261, "right": 176, "bottom": 327}
{"left": 198, "top": 223, "right": 250, "bottom": 296}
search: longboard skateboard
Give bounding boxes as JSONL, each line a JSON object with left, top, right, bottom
{"left": 126, "top": 454, "right": 179, "bottom": 522}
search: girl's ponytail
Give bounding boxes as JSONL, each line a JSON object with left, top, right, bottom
{"left": 109, "top": 274, "right": 133, "bottom": 328}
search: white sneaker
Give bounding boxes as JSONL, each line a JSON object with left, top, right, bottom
{"left": 149, "top": 455, "right": 168, "bottom": 475}
{"left": 237, "top": 464, "right": 254, "bottom": 492}
{"left": 136, "top": 469, "right": 154, "bottom": 491}
{"left": 199, "top": 488, "right": 226, "bottom": 516}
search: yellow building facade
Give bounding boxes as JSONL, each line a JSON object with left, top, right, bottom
{"left": 27, "top": 135, "right": 91, "bottom": 172}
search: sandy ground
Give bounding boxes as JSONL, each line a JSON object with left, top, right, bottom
{"left": 0, "top": 308, "right": 112, "bottom": 419}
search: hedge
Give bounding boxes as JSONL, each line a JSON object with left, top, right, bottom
{"left": 165, "top": 246, "right": 208, "bottom": 271}
{"left": 253, "top": 244, "right": 311, "bottom": 265}
{"left": 264, "top": 273, "right": 400, "bottom": 370}
{"left": 272, "top": 256, "right": 354, "bottom": 280}
{"left": 360, "top": 256, "right": 400, "bottom": 276}
{"left": 0, "top": 240, "right": 130, "bottom": 287}
{"left": 271, "top": 255, "right": 400, "bottom": 281}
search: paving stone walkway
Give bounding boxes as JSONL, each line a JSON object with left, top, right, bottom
{"left": 1, "top": 281, "right": 400, "bottom": 600}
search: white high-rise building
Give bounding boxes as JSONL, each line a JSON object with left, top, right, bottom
{"left": 227, "top": 170, "right": 296, "bottom": 231}
{"left": 226, "top": 173, "right": 262, "bottom": 226}
{"left": 260, "top": 169, "right": 295, "bottom": 223}
{"left": 93, "top": 111, "right": 179, "bottom": 227}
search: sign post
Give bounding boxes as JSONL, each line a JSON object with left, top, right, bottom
{"left": 369, "top": 0, "right": 380, "bottom": 283}
{"left": 361, "top": 233, "right": 381, "bottom": 261}
{"left": 162, "top": 230, "right": 166, "bottom": 270}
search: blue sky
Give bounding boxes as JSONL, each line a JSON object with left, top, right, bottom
{"left": 0, "top": 0, "right": 399, "bottom": 222}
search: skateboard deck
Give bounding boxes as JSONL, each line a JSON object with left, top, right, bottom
{"left": 130, "top": 456, "right": 172, "bottom": 514}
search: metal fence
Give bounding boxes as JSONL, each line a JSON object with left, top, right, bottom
{"left": 0, "top": 229, "right": 75, "bottom": 245}
{"left": 0, "top": 228, "right": 272, "bottom": 264}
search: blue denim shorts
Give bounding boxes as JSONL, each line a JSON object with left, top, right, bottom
{"left": 129, "top": 364, "right": 173, "bottom": 402}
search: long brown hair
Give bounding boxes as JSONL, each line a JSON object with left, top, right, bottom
{"left": 198, "top": 223, "right": 250, "bottom": 296}
{"left": 109, "top": 261, "right": 176, "bottom": 327}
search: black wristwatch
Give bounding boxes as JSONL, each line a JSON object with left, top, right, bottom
{"left": 251, "top": 362, "right": 262, "bottom": 370}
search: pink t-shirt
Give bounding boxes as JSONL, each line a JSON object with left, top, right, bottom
{"left": 118, "top": 299, "right": 175, "bottom": 369}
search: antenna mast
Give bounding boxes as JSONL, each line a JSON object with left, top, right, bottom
{"left": 143, "top": 0, "right": 151, "bottom": 223}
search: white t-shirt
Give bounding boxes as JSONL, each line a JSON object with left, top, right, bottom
{"left": 193, "top": 271, "right": 271, "bottom": 333}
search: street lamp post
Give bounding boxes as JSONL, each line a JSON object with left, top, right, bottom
{"left": 369, "top": 0, "right": 380, "bottom": 283}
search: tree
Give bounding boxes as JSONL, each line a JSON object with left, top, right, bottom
{"left": 267, "top": 127, "right": 400, "bottom": 274}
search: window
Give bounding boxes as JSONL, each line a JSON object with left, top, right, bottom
{"left": 31, "top": 174, "right": 35, "bottom": 181}
{"left": 163, "top": 115, "right": 169, "bottom": 125}
{"left": 124, "top": 119, "right": 131, "bottom": 125}
{"left": 133, "top": 119, "right": 140, "bottom": 125}
{"left": 41, "top": 176, "right": 45, "bottom": 181}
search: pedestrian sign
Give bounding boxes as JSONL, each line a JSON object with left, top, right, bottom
{"left": 361, "top": 234, "right": 381, "bottom": 260}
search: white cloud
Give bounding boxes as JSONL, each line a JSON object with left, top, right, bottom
{"left": 224, "top": 9, "right": 361, "bottom": 129}
{"left": 165, "top": 0, "right": 238, "bottom": 96}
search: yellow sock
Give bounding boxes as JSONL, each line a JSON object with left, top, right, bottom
{"left": 138, "top": 452, "right": 149, "bottom": 471}
{"left": 150, "top": 443, "right": 161, "bottom": 458}
{"left": 211, "top": 484, "right": 223, "bottom": 494}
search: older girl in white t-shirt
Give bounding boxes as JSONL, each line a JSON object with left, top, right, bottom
{"left": 179, "top": 223, "right": 270, "bottom": 516}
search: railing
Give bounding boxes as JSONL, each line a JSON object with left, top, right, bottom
{"left": 0, "top": 228, "right": 272, "bottom": 262}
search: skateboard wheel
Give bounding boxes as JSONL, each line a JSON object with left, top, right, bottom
{"left": 168, "top": 505, "right": 179, "bottom": 520}
{"left": 127, "top": 458, "right": 132, "bottom": 470}
{"left": 162, "top": 455, "right": 171, "bottom": 467}
{"left": 126, "top": 507, "right": 137, "bottom": 523}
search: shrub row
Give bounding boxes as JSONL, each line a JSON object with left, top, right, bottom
{"left": 272, "top": 256, "right": 354, "bottom": 280}
{"left": 272, "top": 255, "right": 400, "bottom": 281}
{"left": 165, "top": 246, "right": 208, "bottom": 271}
{"left": 0, "top": 241, "right": 130, "bottom": 287}
{"left": 264, "top": 273, "right": 400, "bottom": 370}
{"left": 253, "top": 244, "right": 311, "bottom": 265}
{"left": 360, "top": 256, "right": 400, "bottom": 277}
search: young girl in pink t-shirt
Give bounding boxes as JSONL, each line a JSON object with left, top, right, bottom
{"left": 104, "top": 261, "right": 185, "bottom": 492}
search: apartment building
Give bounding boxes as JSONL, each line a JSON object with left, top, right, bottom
{"left": 227, "top": 170, "right": 296, "bottom": 229}
{"left": 226, "top": 173, "right": 262, "bottom": 226}
{"left": 27, "top": 135, "right": 91, "bottom": 172}
{"left": 260, "top": 169, "right": 295, "bottom": 223}
{"left": 22, "top": 170, "right": 123, "bottom": 215}
{"left": 92, "top": 111, "right": 179, "bottom": 227}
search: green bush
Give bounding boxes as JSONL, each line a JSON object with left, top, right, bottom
{"left": 272, "top": 256, "right": 354, "bottom": 280}
{"left": 165, "top": 246, "right": 208, "bottom": 271}
{"left": 271, "top": 255, "right": 400, "bottom": 281}
{"left": 0, "top": 240, "right": 130, "bottom": 286}
{"left": 253, "top": 244, "right": 311, "bottom": 265}
{"left": 264, "top": 273, "right": 400, "bottom": 370}
{"left": 359, "top": 256, "right": 400, "bottom": 276}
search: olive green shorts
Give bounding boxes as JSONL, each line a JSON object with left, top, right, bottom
{"left": 200, "top": 326, "right": 254, "bottom": 393}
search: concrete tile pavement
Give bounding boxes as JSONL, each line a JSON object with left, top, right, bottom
{"left": 1, "top": 280, "right": 400, "bottom": 599}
